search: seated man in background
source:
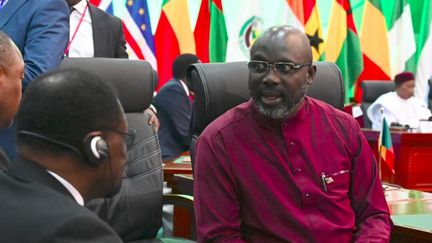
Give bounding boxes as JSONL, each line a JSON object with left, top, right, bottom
{"left": 0, "top": 31, "right": 24, "bottom": 169}
{"left": 194, "top": 26, "right": 392, "bottom": 242}
{"left": 0, "top": 69, "right": 128, "bottom": 242}
{"left": 154, "top": 53, "right": 199, "bottom": 160}
{"left": 367, "top": 71, "right": 431, "bottom": 130}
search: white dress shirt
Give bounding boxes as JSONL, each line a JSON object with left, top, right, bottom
{"left": 69, "top": 0, "right": 94, "bottom": 57}
{"left": 48, "top": 170, "right": 84, "bottom": 206}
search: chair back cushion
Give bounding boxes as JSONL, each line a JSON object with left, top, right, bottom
{"left": 61, "top": 58, "right": 163, "bottom": 241}
{"left": 361, "top": 80, "right": 394, "bottom": 128}
{"left": 61, "top": 57, "right": 157, "bottom": 112}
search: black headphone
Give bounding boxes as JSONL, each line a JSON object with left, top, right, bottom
{"left": 82, "top": 135, "right": 109, "bottom": 167}
{"left": 17, "top": 131, "right": 109, "bottom": 167}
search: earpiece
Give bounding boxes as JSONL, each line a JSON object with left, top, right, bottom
{"left": 83, "top": 136, "right": 109, "bottom": 167}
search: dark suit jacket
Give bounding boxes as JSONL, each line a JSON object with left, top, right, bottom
{"left": 154, "top": 79, "right": 193, "bottom": 160}
{"left": 0, "top": 156, "right": 123, "bottom": 243}
{"left": 88, "top": 4, "right": 127, "bottom": 58}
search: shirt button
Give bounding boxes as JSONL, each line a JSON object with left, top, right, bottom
{"left": 305, "top": 193, "right": 310, "bottom": 198}
{"left": 296, "top": 168, "right": 301, "bottom": 173}
{"left": 290, "top": 142, "right": 295, "bottom": 147}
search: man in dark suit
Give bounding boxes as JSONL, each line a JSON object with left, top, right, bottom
{"left": 66, "top": 0, "right": 127, "bottom": 58}
{"left": 0, "top": 69, "right": 130, "bottom": 242}
{"left": 154, "top": 54, "right": 199, "bottom": 160}
{"left": 0, "top": 31, "right": 24, "bottom": 169}
{"left": 65, "top": 0, "right": 158, "bottom": 129}
{"left": 0, "top": 0, "right": 69, "bottom": 161}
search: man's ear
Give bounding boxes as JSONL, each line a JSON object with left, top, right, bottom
{"left": 306, "top": 65, "right": 317, "bottom": 85}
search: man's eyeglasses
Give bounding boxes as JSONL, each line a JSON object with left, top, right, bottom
{"left": 102, "top": 129, "right": 136, "bottom": 148}
{"left": 248, "top": 60, "right": 311, "bottom": 75}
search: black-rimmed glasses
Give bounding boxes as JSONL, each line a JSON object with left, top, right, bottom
{"left": 248, "top": 60, "right": 311, "bottom": 75}
{"left": 103, "top": 129, "right": 136, "bottom": 148}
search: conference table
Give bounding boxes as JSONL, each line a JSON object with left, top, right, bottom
{"left": 163, "top": 155, "right": 432, "bottom": 242}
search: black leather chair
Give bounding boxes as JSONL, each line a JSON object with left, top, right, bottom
{"left": 188, "top": 61, "right": 345, "bottom": 171}
{"left": 61, "top": 58, "right": 195, "bottom": 242}
{"left": 361, "top": 80, "right": 394, "bottom": 128}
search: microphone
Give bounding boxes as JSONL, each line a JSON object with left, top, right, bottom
{"left": 17, "top": 130, "right": 83, "bottom": 158}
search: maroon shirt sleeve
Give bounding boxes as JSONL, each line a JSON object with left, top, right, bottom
{"left": 350, "top": 122, "right": 393, "bottom": 242}
{"left": 194, "top": 131, "right": 247, "bottom": 243}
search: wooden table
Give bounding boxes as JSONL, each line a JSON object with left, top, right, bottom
{"left": 163, "top": 155, "right": 193, "bottom": 193}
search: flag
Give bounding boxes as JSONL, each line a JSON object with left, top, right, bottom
{"left": 288, "top": 0, "right": 325, "bottom": 61}
{"left": 385, "top": 0, "right": 416, "bottom": 78}
{"left": 378, "top": 117, "right": 395, "bottom": 174}
{"left": 194, "top": 0, "right": 228, "bottom": 63}
{"left": 355, "top": 0, "right": 391, "bottom": 102}
{"left": 414, "top": 0, "right": 432, "bottom": 103}
{"left": 123, "top": 0, "right": 157, "bottom": 68}
{"left": 325, "top": 0, "right": 363, "bottom": 104}
{"left": 223, "top": 0, "right": 302, "bottom": 62}
{"left": 209, "top": 0, "right": 228, "bottom": 62}
{"left": 88, "top": 0, "right": 157, "bottom": 69}
{"left": 154, "top": 0, "right": 196, "bottom": 90}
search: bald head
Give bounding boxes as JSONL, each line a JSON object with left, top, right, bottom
{"left": 0, "top": 31, "right": 24, "bottom": 127}
{"left": 251, "top": 26, "right": 312, "bottom": 63}
{"left": 0, "top": 31, "right": 23, "bottom": 68}
{"left": 248, "top": 25, "right": 316, "bottom": 120}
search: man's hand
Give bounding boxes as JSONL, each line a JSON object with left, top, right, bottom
{"left": 145, "top": 107, "right": 160, "bottom": 132}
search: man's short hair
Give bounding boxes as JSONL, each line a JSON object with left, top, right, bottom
{"left": 16, "top": 68, "right": 123, "bottom": 155}
{"left": 172, "top": 53, "right": 199, "bottom": 80}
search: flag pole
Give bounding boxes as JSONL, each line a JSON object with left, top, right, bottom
{"left": 378, "top": 108, "right": 384, "bottom": 180}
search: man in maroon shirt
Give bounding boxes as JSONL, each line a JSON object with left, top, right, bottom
{"left": 194, "top": 26, "right": 392, "bottom": 242}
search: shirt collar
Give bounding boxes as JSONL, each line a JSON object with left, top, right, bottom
{"left": 73, "top": 0, "right": 88, "bottom": 14}
{"left": 47, "top": 170, "right": 84, "bottom": 206}
{"left": 179, "top": 79, "right": 190, "bottom": 96}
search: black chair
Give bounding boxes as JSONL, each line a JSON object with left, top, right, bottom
{"left": 361, "top": 80, "right": 394, "bottom": 128}
{"left": 188, "top": 61, "right": 345, "bottom": 172}
{"left": 61, "top": 58, "right": 195, "bottom": 242}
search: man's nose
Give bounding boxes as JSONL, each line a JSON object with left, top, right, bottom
{"left": 262, "top": 66, "right": 281, "bottom": 85}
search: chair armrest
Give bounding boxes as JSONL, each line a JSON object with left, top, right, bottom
{"left": 163, "top": 194, "right": 194, "bottom": 210}
{"left": 163, "top": 194, "right": 196, "bottom": 241}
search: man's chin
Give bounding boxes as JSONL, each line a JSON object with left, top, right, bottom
{"left": 255, "top": 100, "right": 289, "bottom": 119}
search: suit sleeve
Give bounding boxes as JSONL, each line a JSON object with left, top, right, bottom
{"left": 44, "top": 215, "right": 123, "bottom": 243}
{"left": 350, "top": 122, "right": 392, "bottom": 242}
{"left": 22, "top": 0, "right": 69, "bottom": 90}
{"left": 154, "top": 85, "right": 191, "bottom": 146}
{"left": 115, "top": 19, "right": 128, "bottom": 59}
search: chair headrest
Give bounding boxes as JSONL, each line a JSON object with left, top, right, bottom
{"left": 189, "top": 61, "right": 344, "bottom": 135}
{"left": 61, "top": 58, "right": 157, "bottom": 113}
{"left": 361, "top": 81, "right": 394, "bottom": 103}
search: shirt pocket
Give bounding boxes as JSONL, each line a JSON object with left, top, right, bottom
{"left": 323, "top": 170, "right": 351, "bottom": 195}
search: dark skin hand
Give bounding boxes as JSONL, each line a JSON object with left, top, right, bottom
{"left": 145, "top": 108, "right": 160, "bottom": 132}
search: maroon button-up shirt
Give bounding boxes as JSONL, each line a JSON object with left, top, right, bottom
{"left": 194, "top": 98, "right": 392, "bottom": 242}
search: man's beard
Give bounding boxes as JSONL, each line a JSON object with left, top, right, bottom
{"left": 251, "top": 83, "right": 308, "bottom": 119}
